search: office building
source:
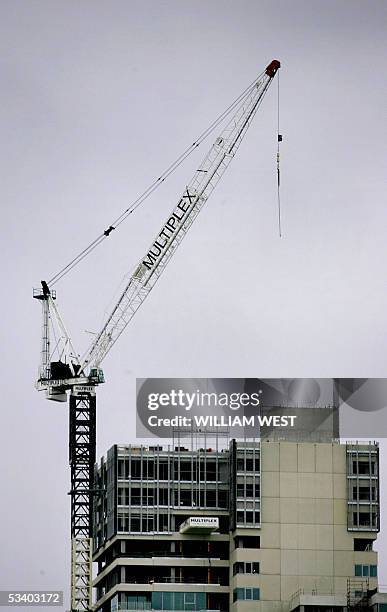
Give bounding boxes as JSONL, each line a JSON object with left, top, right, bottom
{"left": 93, "top": 435, "right": 382, "bottom": 612}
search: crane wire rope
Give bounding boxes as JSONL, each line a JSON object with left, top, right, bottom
{"left": 48, "top": 70, "right": 266, "bottom": 287}
{"left": 277, "top": 70, "right": 282, "bottom": 238}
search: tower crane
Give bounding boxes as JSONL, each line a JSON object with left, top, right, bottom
{"left": 33, "top": 59, "right": 280, "bottom": 612}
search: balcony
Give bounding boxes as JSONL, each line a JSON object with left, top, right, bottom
{"left": 114, "top": 608, "right": 224, "bottom": 612}
{"left": 124, "top": 576, "right": 228, "bottom": 586}
{"left": 289, "top": 588, "right": 346, "bottom": 612}
{"left": 119, "top": 552, "right": 224, "bottom": 559}
{"left": 114, "top": 606, "right": 224, "bottom": 612}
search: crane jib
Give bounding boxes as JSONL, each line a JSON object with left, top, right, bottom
{"left": 75, "top": 67, "right": 280, "bottom": 370}
{"left": 141, "top": 190, "right": 195, "bottom": 271}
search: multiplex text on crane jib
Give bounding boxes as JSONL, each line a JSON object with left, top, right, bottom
{"left": 142, "top": 191, "right": 194, "bottom": 270}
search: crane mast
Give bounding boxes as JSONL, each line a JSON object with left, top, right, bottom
{"left": 33, "top": 59, "right": 280, "bottom": 612}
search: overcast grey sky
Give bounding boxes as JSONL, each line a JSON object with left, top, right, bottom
{"left": 1, "top": 0, "right": 386, "bottom": 607}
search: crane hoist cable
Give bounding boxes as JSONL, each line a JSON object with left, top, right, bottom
{"left": 48, "top": 70, "right": 266, "bottom": 287}
{"left": 277, "top": 69, "right": 283, "bottom": 238}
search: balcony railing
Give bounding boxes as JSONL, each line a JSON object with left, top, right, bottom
{"left": 124, "top": 577, "right": 226, "bottom": 585}
{"left": 155, "top": 578, "right": 224, "bottom": 585}
{"left": 115, "top": 551, "right": 226, "bottom": 560}
{"left": 115, "top": 608, "right": 224, "bottom": 612}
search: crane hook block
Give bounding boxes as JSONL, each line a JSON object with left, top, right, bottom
{"left": 104, "top": 225, "right": 115, "bottom": 237}
{"left": 265, "top": 60, "right": 280, "bottom": 78}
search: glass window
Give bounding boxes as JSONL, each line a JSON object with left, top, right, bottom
{"left": 131, "top": 488, "right": 141, "bottom": 505}
{"left": 235, "top": 561, "right": 260, "bottom": 574}
{"left": 151, "top": 592, "right": 161, "bottom": 610}
{"left": 242, "top": 483, "right": 260, "bottom": 498}
{"left": 174, "top": 592, "right": 184, "bottom": 609}
{"left": 118, "top": 486, "right": 129, "bottom": 505}
{"left": 354, "top": 459, "right": 371, "bottom": 475}
{"left": 233, "top": 589, "right": 244, "bottom": 602}
{"left": 130, "top": 515, "right": 140, "bottom": 532}
{"left": 205, "top": 462, "right": 217, "bottom": 481}
{"left": 218, "top": 490, "right": 228, "bottom": 508}
{"left": 158, "top": 488, "right": 169, "bottom": 505}
{"left": 184, "top": 592, "right": 194, "bottom": 610}
{"left": 158, "top": 513, "right": 169, "bottom": 532}
{"left": 233, "top": 562, "right": 244, "bottom": 575}
{"left": 234, "top": 535, "right": 260, "bottom": 549}
{"left": 162, "top": 592, "right": 172, "bottom": 609}
{"left": 118, "top": 458, "right": 129, "bottom": 479}
{"left": 143, "top": 487, "right": 155, "bottom": 504}
{"left": 245, "top": 484, "right": 254, "bottom": 497}
{"left": 355, "top": 565, "right": 362, "bottom": 577}
{"left": 142, "top": 515, "right": 154, "bottom": 532}
{"left": 199, "top": 593, "right": 206, "bottom": 608}
{"left": 359, "top": 511, "right": 371, "bottom": 527}
{"left": 146, "top": 459, "right": 155, "bottom": 479}
{"left": 159, "top": 461, "right": 169, "bottom": 480}
{"left": 152, "top": 591, "right": 206, "bottom": 611}
{"left": 370, "top": 565, "right": 377, "bottom": 577}
{"left": 246, "top": 459, "right": 254, "bottom": 471}
{"left": 233, "top": 588, "right": 260, "bottom": 602}
{"left": 206, "top": 490, "right": 217, "bottom": 507}
{"left": 180, "top": 490, "right": 193, "bottom": 506}
{"left": 125, "top": 594, "right": 150, "bottom": 608}
{"left": 246, "top": 511, "right": 254, "bottom": 523}
{"left": 131, "top": 458, "right": 141, "bottom": 479}
{"left": 117, "top": 510, "right": 129, "bottom": 532}
{"left": 237, "top": 483, "right": 244, "bottom": 497}
{"left": 362, "top": 565, "right": 369, "bottom": 577}
{"left": 180, "top": 461, "right": 193, "bottom": 480}
{"left": 185, "top": 593, "right": 194, "bottom": 603}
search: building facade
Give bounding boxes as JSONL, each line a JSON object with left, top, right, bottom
{"left": 92, "top": 438, "right": 381, "bottom": 612}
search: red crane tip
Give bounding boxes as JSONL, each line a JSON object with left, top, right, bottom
{"left": 265, "top": 60, "right": 281, "bottom": 78}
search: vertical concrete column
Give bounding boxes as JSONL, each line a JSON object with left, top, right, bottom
{"left": 171, "top": 540, "right": 176, "bottom": 582}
